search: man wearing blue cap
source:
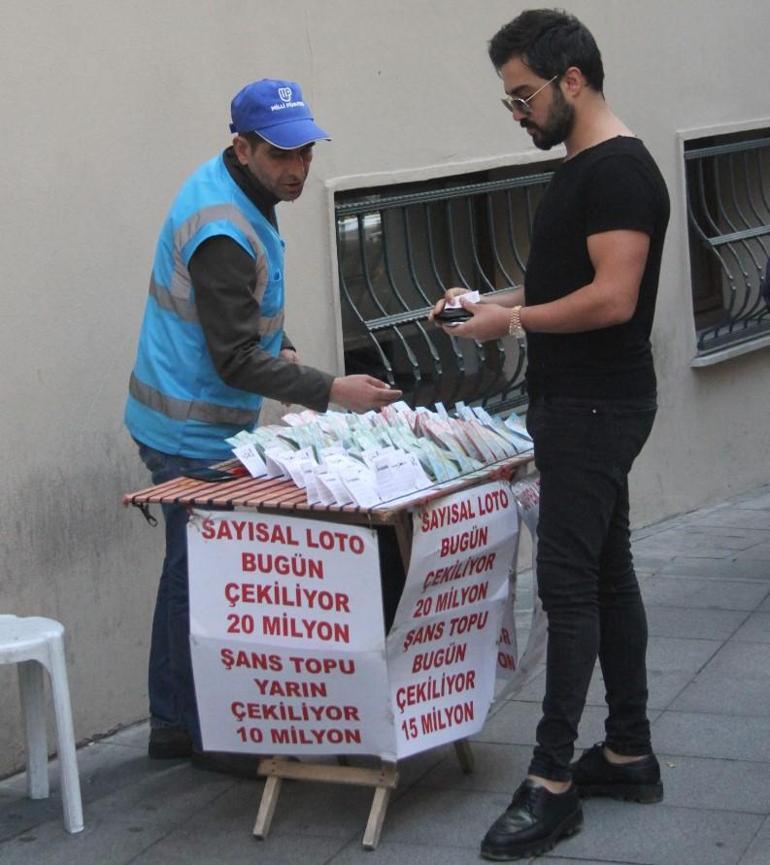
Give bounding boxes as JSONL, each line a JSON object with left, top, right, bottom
{"left": 125, "top": 79, "right": 400, "bottom": 772}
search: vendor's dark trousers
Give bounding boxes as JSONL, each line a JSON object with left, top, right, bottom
{"left": 526, "top": 394, "right": 657, "bottom": 782}
{"left": 137, "top": 442, "right": 215, "bottom": 750}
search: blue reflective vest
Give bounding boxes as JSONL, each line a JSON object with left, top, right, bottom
{"left": 125, "top": 154, "right": 285, "bottom": 459}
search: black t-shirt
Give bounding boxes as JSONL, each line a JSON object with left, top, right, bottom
{"left": 524, "top": 136, "right": 670, "bottom": 399}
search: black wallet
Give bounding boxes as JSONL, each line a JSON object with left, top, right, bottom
{"left": 435, "top": 306, "right": 473, "bottom": 323}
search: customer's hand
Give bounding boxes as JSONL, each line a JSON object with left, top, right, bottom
{"left": 330, "top": 375, "right": 402, "bottom": 413}
{"left": 428, "top": 287, "right": 472, "bottom": 321}
{"left": 434, "top": 297, "right": 510, "bottom": 342}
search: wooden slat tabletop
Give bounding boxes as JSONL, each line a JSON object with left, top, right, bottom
{"left": 123, "top": 454, "right": 534, "bottom": 526}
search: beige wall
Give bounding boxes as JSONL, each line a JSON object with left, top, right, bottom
{"left": 1, "top": 0, "right": 769, "bottom": 774}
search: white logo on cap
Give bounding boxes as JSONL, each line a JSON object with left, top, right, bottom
{"left": 278, "top": 87, "right": 292, "bottom": 102}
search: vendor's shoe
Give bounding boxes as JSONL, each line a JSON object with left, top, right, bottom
{"left": 480, "top": 780, "right": 582, "bottom": 861}
{"left": 191, "top": 749, "right": 265, "bottom": 779}
{"left": 148, "top": 727, "right": 193, "bottom": 759}
{"left": 570, "top": 742, "right": 663, "bottom": 803}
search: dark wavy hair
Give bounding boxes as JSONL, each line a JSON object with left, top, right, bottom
{"left": 488, "top": 8, "right": 604, "bottom": 93}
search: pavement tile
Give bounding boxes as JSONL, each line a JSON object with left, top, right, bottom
{"left": 731, "top": 490, "right": 770, "bottom": 510}
{"left": 700, "top": 640, "right": 770, "bottom": 678}
{"left": 645, "top": 606, "right": 747, "bottom": 640}
{"left": 740, "top": 834, "right": 770, "bottom": 865}
{"left": 562, "top": 799, "right": 763, "bottom": 865}
{"left": 0, "top": 790, "right": 63, "bottom": 843}
{"left": 537, "top": 859, "right": 638, "bottom": 865}
{"left": 687, "top": 508, "right": 770, "bottom": 530}
{"left": 258, "top": 774, "right": 383, "bottom": 839}
{"left": 640, "top": 577, "right": 769, "bottom": 611}
{"left": 474, "top": 699, "right": 611, "bottom": 750}
{"left": 329, "top": 839, "right": 502, "bottom": 865}
{"left": 731, "top": 612, "right": 770, "bottom": 643}
{"left": 416, "top": 742, "right": 532, "bottom": 793}
{"left": 128, "top": 788, "right": 346, "bottom": 865}
{"left": 0, "top": 746, "right": 193, "bottom": 841}
{"left": 738, "top": 815, "right": 770, "bottom": 865}
{"left": 0, "top": 814, "right": 170, "bottom": 865}
{"left": 0, "top": 739, "right": 182, "bottom": 801}
{"left": 670, "top": 672, "right": 770, "bottom": 717}
{"left": 632, "top": 552, "right": 677, "bottom": 572}
{"left": 736, "top": 543, "right": 770, "bottom": 561}
{"left": 632, "top": 540, "right": 734, "bottom": 561}
{"left": 652, "top": 557, "right": 770, "bottom": 582}
{"left": 85, "top": 762, "right": 236, "bottom": 829}
{"left": 97, "top": 721, "right": 150, "bottom": 751}
{"left": 633, "top": 526, "right": 764, "bottom": 555}
{"left": 652, "top": 711, "right": 770, "bottom": 761}
{"left": 658, "top": 754, "right": 770, "bottom": 814}
{"left": 668, "top": 641, "right": 770, "bottom": 716}
{"left": 646, "top": 636, "right": 721, "bottom": 672}
{"left": 373, "top": 786, "right": 506, "bottom": 849}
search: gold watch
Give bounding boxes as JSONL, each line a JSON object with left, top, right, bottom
{"left": 508, "top": 305, "right": 526, "bottom": 343}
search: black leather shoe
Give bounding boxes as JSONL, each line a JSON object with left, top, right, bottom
{"left": 148, "top": 727, "right": 193, "bottom": 759}
{"left": 480, "top": 780, "right": 582, "bottom": 861}
{"left": 570, "top": 742, "right": 663, "bottom": 803}
{"left": 191, "top": 749, "right": 265, "bottom": 779}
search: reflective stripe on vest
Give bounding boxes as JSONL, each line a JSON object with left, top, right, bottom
{"left": 147, "top": 276, "right": 284, "bottom": 335}
{"left": 129, "top": 372, "right": 259, "bottom": 427}
{"left": 172, "top": 204, "right": 270, "bottom": 305}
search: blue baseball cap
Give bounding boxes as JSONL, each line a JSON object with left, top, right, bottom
{"left": 229, "top": 79, "right": 331, "bottom": 149}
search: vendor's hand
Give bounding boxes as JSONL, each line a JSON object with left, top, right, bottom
{"left": 436, "top": 297, "right": 510, "bottom": 342}
{"left": 428, "top": 287, "right": 472, "bottom": 321}
{"left": 330, "top": 375, "right": 403, "bottom": 413}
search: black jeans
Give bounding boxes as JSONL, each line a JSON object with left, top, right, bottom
{"left": 526, "top": 393, "right": 657, "bottom": 781}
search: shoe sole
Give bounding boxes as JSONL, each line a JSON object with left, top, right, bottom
{"left": 480, "top": 810, "right": 583, "bottom": 861}
{"left": 577, "top": 782, "right": 663, "bottom": 804}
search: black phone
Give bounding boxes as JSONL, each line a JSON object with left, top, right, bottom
{"left": 182, "top": 467, "right": 240, "bottom": 483}
{"left": 435, "top": 306, "right": 473, "bottom": 323}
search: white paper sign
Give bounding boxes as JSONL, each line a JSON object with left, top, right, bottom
{"left": 187, "top": 510, "right": 394, "bottom": 758}
{"left": 232, "top": 443, "right": 268, "bottom": 478}
{"left": 385, "top": 481, "right": 518, "bottom": 758}
{"left": 494, "top": 477, "right": 548, "bottom": 700}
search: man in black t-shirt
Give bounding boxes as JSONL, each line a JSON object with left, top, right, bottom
{"left": 432, "top": 9, "right": 669, "bottom": 860}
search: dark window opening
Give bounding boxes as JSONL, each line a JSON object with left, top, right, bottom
{"left": 335, "top": 163, "right": 558, "bottom": 414}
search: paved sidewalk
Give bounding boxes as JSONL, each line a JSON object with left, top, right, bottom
{"left": 1, "top": 484, "right": 769, "bottom": 865}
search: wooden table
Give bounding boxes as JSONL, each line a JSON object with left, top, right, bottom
{"left": 125, "top": 453, "right": 534, "bottom": 848}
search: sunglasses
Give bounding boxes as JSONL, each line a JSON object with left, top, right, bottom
{"left": 501, "top": 75, "right": 559, "bottom": 115}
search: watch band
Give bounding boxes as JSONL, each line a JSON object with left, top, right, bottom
{"left": 508, "top": 305, "right": 526, "bottom": 343}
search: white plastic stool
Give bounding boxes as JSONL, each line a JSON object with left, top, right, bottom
{"left": 0, "top": 615, "right": 84, "bottom": 833}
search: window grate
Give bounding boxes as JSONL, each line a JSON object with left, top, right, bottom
{"left": 685, "top": 130, "right": 770, "bottom": 356}
{"left": 335, "top": 166, "right": 556, "bottom": 414}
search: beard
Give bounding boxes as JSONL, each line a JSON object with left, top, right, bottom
{"left": 522, "top": 87, "right": 575, "bottom": 151}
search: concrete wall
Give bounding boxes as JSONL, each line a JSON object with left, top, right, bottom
{"left": 1, "top": 0, "right": 769, "bottom": 774}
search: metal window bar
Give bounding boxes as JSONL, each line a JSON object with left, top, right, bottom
{"left": 335, "top": 170, "right": 553, "bottom": 414}
{"left": 685, "top": 134, "right": 770, "bottom": 355}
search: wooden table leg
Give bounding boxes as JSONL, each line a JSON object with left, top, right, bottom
{"left": 362, "top": 784, "right": 393, "bottom": 850}
{"left": 254, "top": 758, "right": 399, "bottom": 849}
{"left": 253, "top": 774, "right": 282, "bottom": 839}
{"left": 454, "top": 738, "right": 475, "bottom": 774}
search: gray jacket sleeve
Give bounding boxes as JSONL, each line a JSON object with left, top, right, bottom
{"left": 189, "top": 235, "right": 334, "bottom": 411}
